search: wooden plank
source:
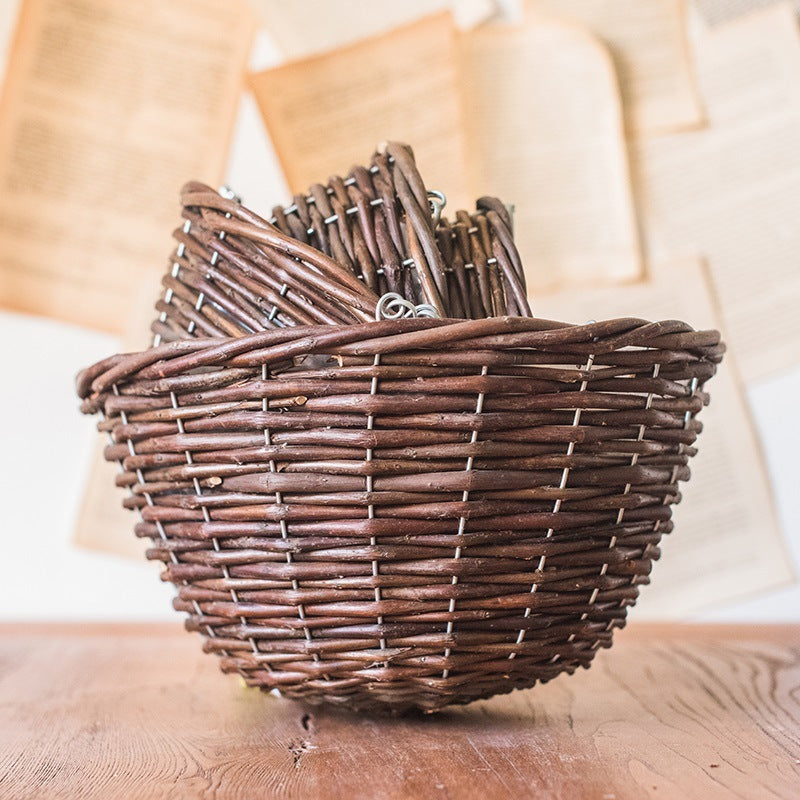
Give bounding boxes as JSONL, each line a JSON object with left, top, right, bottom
{"left": 0, "top": 623, "right": 798, "bottom": 799}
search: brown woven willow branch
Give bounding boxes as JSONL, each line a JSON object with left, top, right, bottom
{"left": 77, "top": 315, "right": 723, "bottom": 712}
{"left": 266, "top": 143, "right": 529, "bottom": 318}
{"left": 153, "top": 182, "right": 382, "bottom": 342}
{"left": 151, "top": 143, "right": 530, "bottom": 344}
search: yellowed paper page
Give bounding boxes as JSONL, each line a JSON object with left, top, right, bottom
{"left": 72, "top": 279, "right": 158, "bottom": 559}
{"left": 694, "top": 0, "right": 800, "bottom": 26}
{"left": 535, "top": 258, "right": 792, "bottom": 617}
{"left": 0, "top": 1, "right": 17, "bottom": 75}
{"left": 529, "top": 0, "right": 704, "bottom": 134}
{"left": 460, "top": 16, "right": 642, "bottom": 292}
{"left": 73, "top": 439, "right": 150, "bottom": 561}
{"left": 0, "top": 0, "right": 255, "bottom": 334}
{"left": 248, "top": 13, "right": 470, "bottom": 209}
{"left": 248, "top": 0, "right": 496, "bottom": 58}
{"left": 631, "top": 4, "right": 800, "bottom": 382}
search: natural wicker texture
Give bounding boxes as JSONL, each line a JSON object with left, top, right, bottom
{"left": 152, "top": 143, "right": 530, "bottom": 344}
{"left": 265, "top": 142, "right": 529, "bottom": 318}
{"left": 77, "top": 315, "right": 723, "bottom": 712}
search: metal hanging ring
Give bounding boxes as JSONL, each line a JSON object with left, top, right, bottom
{"left": 375, "top": 292, "right": 441, "bottom": 321}
{"left": 427, "top": 190, "right": 447, "bottom": 225}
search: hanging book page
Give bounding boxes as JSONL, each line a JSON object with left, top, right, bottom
{"left": 71, "top": 279, "right": 157, "bottom": 560}
{"left": 248, "top": 0, "right": 495, "bottom": 58}
{"left": 693, "top": 0, "right": 800, "bottom": 26}
{"left": 529, "top": 0, "right": 704, "bottom": 134}
{"left": 631, "top": 3, "right": 800, "bottom": 382}
{"left": 248, "top": 14, "right": 471, "bottom": 209}
{"left": 0, "top": 0, "right": 255, "bottom": 333}
{"left": 0, "top": 1, "right": 16, "bottom": 71}
{"left": 460, "top": 15, "right": 643, "bottom": 293}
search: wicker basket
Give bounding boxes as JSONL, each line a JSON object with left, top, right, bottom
{"left": 77, "top": 314, "right": 723, "bottom": 712}
{"left": 151, "top": 144, "right": 530, "bottom": 345}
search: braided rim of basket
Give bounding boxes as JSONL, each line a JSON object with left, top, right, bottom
{"left": 79, "top": 316, "right": 724, "bottom": 402}
{"left": 152, "top": 144, "right": 530, "bottom": 344}
{"left": 77, "top": 315, "right": 723, "bottom": 711}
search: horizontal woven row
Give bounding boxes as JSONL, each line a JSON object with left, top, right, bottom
{"left": 78, "top": 315, "right": 723, "bottom": 711}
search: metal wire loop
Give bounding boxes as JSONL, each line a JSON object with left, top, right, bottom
{"left": 375, "top": 292, "right": 441, "bottom": 321}
{"left": 427, "top": 190, "right": 447, "bottom": 225}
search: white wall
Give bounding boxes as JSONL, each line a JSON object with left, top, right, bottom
{"left": 0, "top": 312, "right": 175, "bottom": 620}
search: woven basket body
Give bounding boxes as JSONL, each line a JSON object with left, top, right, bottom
{"left": 78, "top": 316, "right": 722, "bottom": 712}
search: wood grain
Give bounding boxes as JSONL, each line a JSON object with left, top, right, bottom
{"left": 0, "top": 623, "right": 797, "bottom": 799}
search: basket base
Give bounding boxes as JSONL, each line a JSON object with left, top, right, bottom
{"left": 236, "top": 637, "right": 612, "bottom": 713}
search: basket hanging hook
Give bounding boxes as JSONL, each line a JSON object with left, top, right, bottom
{"left": 375, "top": 292, "right": 440, "bottom": 321}
{"left": 218, "top": 185, "right": 242, "bottom": 204}
{"left": 427, "top": 190, "right": 446, "bottom": 225}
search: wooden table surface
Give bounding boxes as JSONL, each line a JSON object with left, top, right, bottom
{"left": 0, "top": 623, "right": 797, "bottom": 800}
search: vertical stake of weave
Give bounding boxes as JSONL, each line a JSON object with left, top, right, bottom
{"left": 591, "top": 373, "right": 700, "bottom": 646}
{"left": 153, "top": 219, "right": 192, "bottom": 347}
{"left": 175, "top": 216, "right": 266, "bottom": 668}
{"left": 563, "top": 361, "right": 659, "bottom": 659}
{"left": 508, "top": 353, "right": 595, "bottom": 662}
{"left": 261, "top": 364, "right": 326, "bottom": 676}
{"left": 366, "top": 354, "right": 389, "bottom": 655}
{"left": 169, "top": 390, "right": 266, "bottom": 670}
{"left": 184, "top": 212, "right": 229, "bottom": 336}
{"left": 654, "top": 373, "right": 699, "bottom": 538}
{"left": 441, "top": 365, "right": 489, "bottom": 681}
{"left": 107, "top": 386, "right": 226, "bottom": 653}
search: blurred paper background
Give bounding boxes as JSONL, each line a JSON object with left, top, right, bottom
{"left": 0, "top": 0, "right": 798, "bottom": 621}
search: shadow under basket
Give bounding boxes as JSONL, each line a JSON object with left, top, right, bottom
{"left": 77, "top": 315, "right": 724, "bottom": 713}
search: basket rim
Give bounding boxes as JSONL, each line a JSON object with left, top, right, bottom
{"left": 76, "top": 314, "right": 724, "bottom": 404}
